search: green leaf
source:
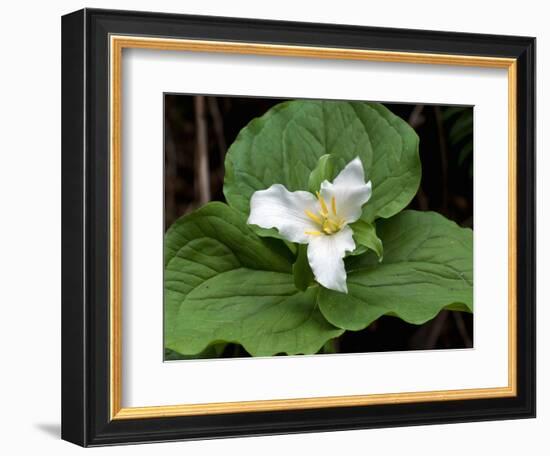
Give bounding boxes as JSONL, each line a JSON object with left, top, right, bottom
{"left": 223, "top": 100, "right": 420, "bottom": 223}
{"left": 458, "top": 139, "right": 473, "bottom": 166}
{"left": 358, "top": 104, "right": 421, "bottom": 222}
{"left": 449, "top": 110, "right": 473, "bottom": 145}
{"left": 308, "top": 154, "right": 336, "bottom": 193}
{"left": 442, "top": 106, "right": 466, "bottom": 122}
{"left": 175, "top": 269, "right": 343, "bottom": 356}
{"left": 164, "top": 202, "right": 342, "bottom": 356}
{"left": 350, "top": 219, "right": 383, "bottom": 260}
{"left": 318, "top": 211, "right": 473, "bottom": 331}
{"left": 292, "top": 244, "right": 314, "bottom": 291}
{"left": 165, "top": 344, "right": 226, "bottom": 361}
{"left": 164, "top": 202, "right": 292, "bottom": 347}
{"left": 164, "top": 202, "right": 292, "bottom": 269}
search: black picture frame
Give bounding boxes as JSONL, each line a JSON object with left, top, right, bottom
{"left": 62, "top": 8, "right": 535, "bottom": 447}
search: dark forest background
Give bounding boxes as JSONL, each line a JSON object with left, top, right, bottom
{"left": 164, "top": 95, "right": 474, "bottom": 359}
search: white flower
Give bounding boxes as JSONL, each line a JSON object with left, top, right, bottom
{"left": 248, "top": 157, "right": 372, "bottom": 293}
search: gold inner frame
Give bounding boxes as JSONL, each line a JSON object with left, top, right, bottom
{"left": 109, "top": 35, "right": 518, "bottom": 420}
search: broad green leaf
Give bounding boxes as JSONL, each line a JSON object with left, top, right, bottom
{"left": 223, "top": 100, "right": 420, "bottom": 223}
{"left": 308, "top": 154, "right": 336, "bottom": 193}
{"left": 164, "top": 202, "right": 291, "bottom": 270}
{"left": 318, "top": 211, "right": 473, "bottom": 331}
{"left": 292, "top": 244, "right": 314, "bottom": 291}
{"left": 164, "top": 202, "right": 292, "bottom": 347}
{"left": 350, "top": 219, "right": 383, "bottom": 260}
{"left": 164, "top": 344, "right": 226, "bottom": 361}
{"left": 174, "top": 269, "right": 343, "bottom": 356}
{"left": 164, "top": 202, "right": 342, "bottom": 356}
{"left": 359, "top": 104, "right": 421, "bottom": 221}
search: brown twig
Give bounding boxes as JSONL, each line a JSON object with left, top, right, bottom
{"left": 452, "top": 312, "right": 473, "bottom": 347}
{"left": 194, "top": 96, "right": 211, "bottom": 204}
{"left": 426, "top": 310, "right": 449, "bottom": 349}
{"left": 461, "top": 215, "right": 473, "bottom": 228}
{"left": 415, "top": 187, "right": 429, "bottom": 211}
{"left": 408, "top": 105, "right": 429, "bottom": 210}
{"left": 164, "top": 105, "right": 178, "bottom": 228}
{"left": 408, "top": 104, "right": 425, "bottom": 129}
{"left": 207, "top": 97, "right": 227, "bottom": 162}
{"left": 434, "top": 106, "right": 449, "bottom": 214}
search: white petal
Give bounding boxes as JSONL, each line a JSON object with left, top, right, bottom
{"left": 307, "top": 226, "right": 355, "bottom": 293}
{"left": 248, "top": 184, "right": 319, "bottom": 244}
{"left": 320, "top": 157, "right": 372, "bottom": 224}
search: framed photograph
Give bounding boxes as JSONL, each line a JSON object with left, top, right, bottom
{"left": 61, "top": 8, "right": 535, "bottom": 447}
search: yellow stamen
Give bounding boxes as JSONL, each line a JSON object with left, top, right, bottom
{"left": 304, "top": 193, "right": 344, "bottom": 236}
{"left": 316, "top": 191, "right": 329, "bottom": 216}
{"left": 331, "top": 196, "right": 337, "bottom": 215}
{"left": 322, "top": 218, "right": 343, "bottom": 234}
{"left": 305, "top": 210, "right": 322, "bottom": 225}
{"left": 304, "top": 230, "right": 322, "bottom": 236}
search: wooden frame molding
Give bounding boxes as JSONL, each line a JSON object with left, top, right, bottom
{"left": 109, "top": 35, "right": 518, "bottom": 421}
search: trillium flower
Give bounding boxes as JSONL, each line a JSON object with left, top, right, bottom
{"left": 248, "top": 157, "right": 372, "bottom": 293}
